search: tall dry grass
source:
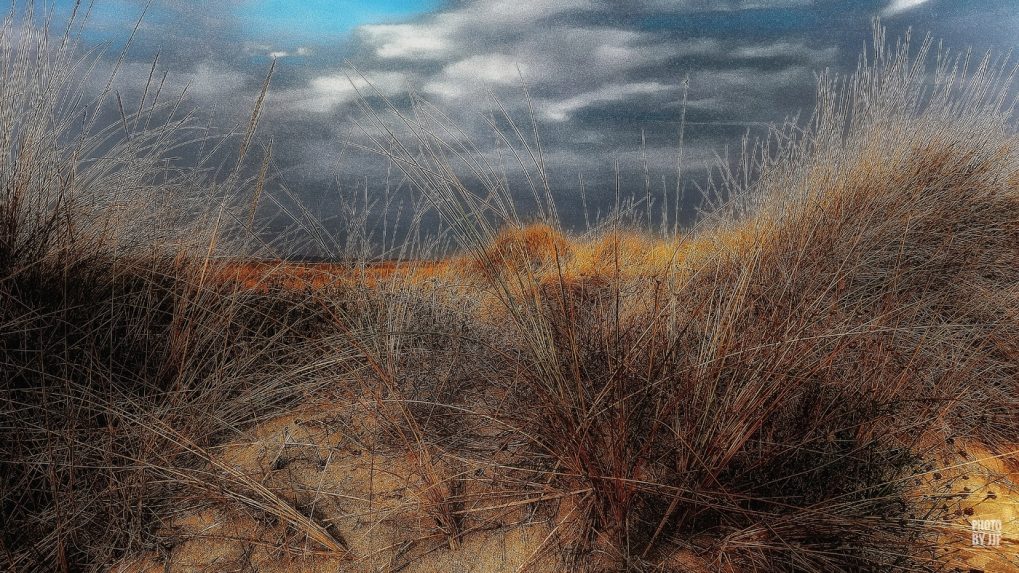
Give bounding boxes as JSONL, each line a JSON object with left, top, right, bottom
{"left": 350, "top": 22, "right": 1019, "bottom": 572}
{"left": 0, "top": 5, "right": 358, "bottom": 571}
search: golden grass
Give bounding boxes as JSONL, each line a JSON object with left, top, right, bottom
{"left": 214, "top": 225, "right": 754, "bottom": 295}
{"left": 147, "top": 187, "right": 1019, "bottom": 571}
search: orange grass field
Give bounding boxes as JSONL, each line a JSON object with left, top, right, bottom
{"left": 216, "top": 224, "right": 740, "bottom": 292}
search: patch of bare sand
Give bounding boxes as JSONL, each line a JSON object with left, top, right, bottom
{"left": 112, "top": 400, "right": 575, "bottom": 573}
{"left": 927, "top": 442, "right": 1019, "bottom": 571}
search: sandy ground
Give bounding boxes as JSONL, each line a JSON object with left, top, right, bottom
{"left": 113, "top": 400, "right": 574, "bottom": 573}
{"left": 932, "top": 443, "right": 1019, "bottom": 571}
{"left": 111, "top": 396, "right": 1019, "bottom": 573}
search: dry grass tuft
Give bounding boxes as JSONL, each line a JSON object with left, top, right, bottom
{"left": 478, "top": 223, "right": 573, "bottom": 275}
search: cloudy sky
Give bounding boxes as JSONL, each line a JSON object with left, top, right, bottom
{"left": 25, "top": 0, "right": 1019, "bottom": 249}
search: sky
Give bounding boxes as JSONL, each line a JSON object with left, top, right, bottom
{"left": 18, "top": 0, "right": 1019, "bottom": 252}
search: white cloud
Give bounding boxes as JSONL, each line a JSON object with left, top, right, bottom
{"left": 733, "top": 42, "right": 837, "bottom": 64}
{"left": 185, "top": 63, "right": 247, "bottom": 98}
{"left": 542, "top": 82, "right": 674, "bottom": 122}
{"left": 360, "top": 22, "right": 453, "bottom": 59}
{"left": 469, "top": 0, "right": 596, "bottom": 25}
{"left": 590, "top": 35, "right": 721, "bottom": 71}
{"left": 445, "top": 53, "right": 525, "bottom": 84}
{"left": 423, "top": 53, "right": 527, "bottom": 97}
{"left": 881, "top": 0, "right": 933, "bottom": 16}
{"left": 268, "top": 47, "right": 311, "bottom": 59}
{"left": 421, "top": 81, "right": 465, "bottom": 99}
{"left": 357, "top": 0, "right": 596, "bottom": 61}
{"left": 638, "top": 0, "right": 810, "bottom": 11}
{"left": 106, "top": 60, "right": 247, "bottom": 102}
{"left": 277, "top": 72, "right": 408, "bottom": 114}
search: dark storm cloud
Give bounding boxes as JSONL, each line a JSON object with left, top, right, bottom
{"left": 26, "top": 0, "right": 1019, "bottom": 239}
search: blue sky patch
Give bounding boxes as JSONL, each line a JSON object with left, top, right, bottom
{"left": 241, "top": 0, "right": 442, "bottom": 44}
{"left": 26, "top": 0, "right": 442, "bottom": 47}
